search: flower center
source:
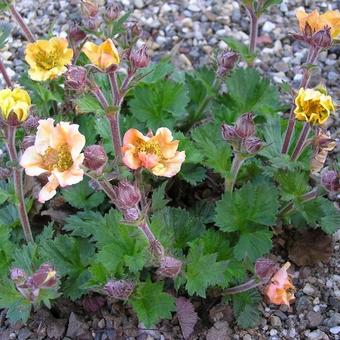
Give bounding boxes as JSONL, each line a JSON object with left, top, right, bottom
{"left": 35, "top": 48, "right": 59, "bottom": 70}
{"left": 137, "top": 139, "right": 162, "bottom": 158}
{"left": 303, "top": 100, "right": 324, "bottom": 116}
{"left": 42, "top": 144, "right": 73, "bottom": 172}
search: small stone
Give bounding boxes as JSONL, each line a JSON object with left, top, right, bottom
{"left": 296, "top": 296, "right": 312, "bottom": 314}
{"left": 327, "top": 71, "right": 338, "bottom": 81}
{"left": 98, "top": 319, "right": 105, "bottom": 329}
{"left": 270, "top": 329, "right": 278, "bottom": 336}
{"left": 330, "top": 326, "right": 340, "bottom": 335}
{"left": 243, "top": 335, "right": 252, "bottom": 340}
{"left": 327, "top": 313, "right": 340, "bottom": 327}
{"left": 306, "top": 311, "right": 323, "bottom": 328}
{"left": 9, "top": 333, "right": 16, "bottom": 340}
{"left": 262, "top": 22, "right": 276, "bottom": 33}
{"left": 133, "top": 0, "right": 144, "bottom": 9}
{"left": 305, "top": 329, "right": 329, "bottom": 340}
{"left": 303, "top": 283, "right": 316, "bottom": 296}
{"left": 270, "top": 315, "right": 282, "bottom": 328}
{"left": 188, "top": 4, "right": 200, "bottom": 12}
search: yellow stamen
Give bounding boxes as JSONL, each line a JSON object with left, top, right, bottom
{"left": 42, "top": 144, "right": 73, "bottom": 172}
{"left": 137, "top": 138, "right": 162, "bottom": 158}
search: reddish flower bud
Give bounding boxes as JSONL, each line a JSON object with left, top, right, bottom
{"left": 106, "top": 2, "right": 121, "bottom": 21}
{"left": 312, "top": 26, "right": 332, "bottom": 49}
{"left": 244, "top": 136, "right": 262, "bottom": 154}
{"left": 84, "top": 15, "right": 101, "bottom": 30}
{"left": 125, "top": 22, "right": 143, "bottom": 40}
{"left": 235, "top": 112, "right": 256, "bottom": 138}
{"left": 112, "top": 180, "right": 141, "bottom": 210}
{"left": 65, "top": 65, "right": 88, "bottom": 92}
{"left": 255, "top": 258, "right": 279, "bottom": 284}
{"left": 81, "top": 0, "right": 99, "bottom": 17}
{"left": 217, "top": 50, "right": 238, "bottom": 77}
{"left": 157, "top": 256, "right": 182, "bottom": 278}
{"left": 84, "top": 145, "right": 108, "bottom": 172}
{"left": 22, "top": 135, "right": 35, "bottom": 151}
{"left": 103, "top": 279, "right": 134, "bottom": 300}
{"left": 221, "top": 123, "right": 238, "bottom": 142}
{"left": 10, "top": 267, "right": 27, "bottom": 285}
{"left": 129, "top": 44, "right": 149, "bottom": 69}
{"left": 68, "top": 22, "right": 86, "bottom": 44}
{"left": 321, "top": 168, "right": 340, "bottom": 193}
{"left": 123, "top": 207, "right": 140, "bottom": 221}
{"left": 23, "top": 115, "right": 39, "bottom": 132}
{"left": 30, "top": 263, "right": 57, "bottom": 289}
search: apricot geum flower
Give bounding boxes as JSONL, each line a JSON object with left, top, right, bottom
{"left": 25, "top": 37, "right": 73, "bottom": 81}
{"left": 264, "top": 262, "right": 295, "bottom": 306}
{"left": 122, "top": 128, "right": 185, "bottom": 177}
{"left": 0, "top": 88, "right": 31, "bottom": 122}
{"left": 82, "top": 38, "right": 120, "bottom": 72}
{"left": 296, "top": 8, "right": 340, "bottom": 39}
{"left": 294, "top": 88, "right": 334, "bottom": 125}
{"left": 20, "top": 118, "right": 85, "bottom": 203}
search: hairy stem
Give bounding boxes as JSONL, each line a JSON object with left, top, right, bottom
{"left": 223, "top": 279, "right": 261, "bottom": 295}
{"left": 6, "top": 126, "right": 33, "bottom": 243}
{"left": 246, "top": 6, "right": 258, "bottom": 55}
{"left": 108, "top": 72, "right": 120, "bottom": 105}
{"left": 9, "top": 5, "right": 35, "bottom": 42}
{"left": 291, "top": 123, "right": 311, "bottom": 161}
{"left": 90, "top": 84, "right": 109, "bottom": 109}
{"left": 0, "top": 57, "right": 13, "bottom": 88}
{"left": 225, "top": 153, "right": 245, "bottom": 192}
{"left": 107, "top": 111, "right": 122, "bottom": 163}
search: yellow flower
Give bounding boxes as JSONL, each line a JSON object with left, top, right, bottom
{"left": 294, "top": 88, "right": 334, "bottom": 125}
{"left": 122, "top": 128, "right": 185, "bottom": 177}
{"left": 20, "top": 118, "right": 85, "bottom": 203}
{"left": 25, "top": 37, "right": 73, "bottom": 81}
{"left": 82, "top": 39, "right": 120, "bottom": 71}
{"left": 296, "top": 8, "right": 340, "bottom": 39}
{"left": 0, "top": 88, "right": 31, "bottom": 122}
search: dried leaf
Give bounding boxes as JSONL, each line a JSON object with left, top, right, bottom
{"left": 255, "top": 258, "right": 279, "bottom": 284}
{"left": 176, "top": 297, "right": 198, "bottom": 339}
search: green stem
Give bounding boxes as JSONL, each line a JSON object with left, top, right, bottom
{"left": 225, "top": 153, "right": 245, "bottom": 192}
{"left": 291, "top": 123, "right": 311, "bottom": 161}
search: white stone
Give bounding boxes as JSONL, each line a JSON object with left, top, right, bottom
{"left": 330, "top": 327, "right": 340, "bottom": 335}
{"left": 262, "top": 22, "right": 276, "bottom": 33}
{"left": 134, "top": 0, "right": 144, "bottom": 9}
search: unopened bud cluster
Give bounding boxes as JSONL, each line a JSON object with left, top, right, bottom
{"left": 129, "top": 44, "right": 150, "bottom": 70}
{"left": 157, "top": 256, "right": 182, "bottom": 278}
{"left": 83, "top": 144, "right": 108, "bottom": 173}
{"left": 10, "top": 263, "right": 57, "bottom": 302}
{"left": 292, "top": 24, "right": 332, "bottom": 49}
{"left": 221, "top": 112, "right": 262, "bottom": 154}
{"left": 320, "top": 168, "right": 340, "bottom": 193}
{"left": 216, "top": 50, "right": 238, "bottom": 77}
{"left": 103, "top": 279, "right": 134, "bottom": 300}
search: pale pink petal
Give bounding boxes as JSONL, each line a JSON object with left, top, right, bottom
{"left": 57, "top": 122, "right": 85, "bottom": 159}
{"left": 52, "top": 154, "right": 84, "bottom": 187}
{"left": 35, "top": 119, "right": 55, "bottom": 154}
{"left": 50, "top": 122, "right": 69, "bottom": 150}
{"left": 138, "top": 152, "right": 159, "bottom": 169}
{"left": 122, "top": 147, "right": 141, "bottom": 170}
{"left": 152, "top": 151, "right": 186, "bottom": 177}
{"left": 123, "top": 128, "right": 148, "bottom": 146}
{"left": 20, "top": 146, "right": 46, "bottom": 176}
{"left": 154, "top": 128, "right": 179, "bottom": 159}
{"left": 38, "top": 175, "right": 59, "bottom": 203}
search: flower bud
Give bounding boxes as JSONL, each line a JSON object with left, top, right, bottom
{"left": 157, "top": 256, "right": 182, "bottom": 278}
{"left": 106, "top": 2, "right": 121, "bottom": 21}
{"left": 255, "top": 258, "right": 279, "bottom": 284}
{"left": 10, "top": 267, "right": 27, "bottom": 285}
{"left": 125, "top": 22, "right": 143, "bottom": 40}
{"left": 23, "top": 115, "right": 39, "bottom": 132}
{"left": 112, "top": 180, "right": 141, "bottom": 210}
{"left": 65, "top": 65, "right": 88, "bottom": 92}
{"left": 84, "top": 15, "right": 101, "bottom": 31}
{"left": 30, "top": 263, "right": 57, "bottom": 289}
{"left": 129, "top": 44, "right": 149, "bottom": 69}
{"left": 244, "top": 136, "right": 262, "bottom": 154}
{"left": 68, "top": 22, "right": 86, "bottom": 43}
{"left": 321, "top": 168, "right": 340, "bottom": 193}
{"left": 84, "top": 145, "right": 108, "bottom": 172}
{"left": 123, "top": 207, "right": 140, "bottom": 221}
{"left": 22, "top": 135, "right": 35, "bottom": 151}
{"left": 312, "top": 27, "right": 332, "bottom": 49}
{"left": 103, "top": 279, "right": 134, "bottom": 300}
{"left": 217, "top": 50, "right": 238, "bottom": 77}
{"left": 235, "top": 112, "right": 256, "bottom": 138}
{"left": 221, "top": 123, "right": 238, "bottom": 142}
{"left": 81, "top": 0, "right": 99, "bottom": 17}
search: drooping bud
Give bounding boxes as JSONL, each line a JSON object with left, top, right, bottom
{"left": 216, "top": 50, "right": 238, "bottom": 77}
{"left": 84, "top": 145, "right": 108, "bottom": 172}
{"left": 65, "top": 65, "right": 88, "bottom": 92}
{"left": 321, "top": 168, "right": 340, "bottom": 193}
{"left": 112, "top": 180, "right": 141, "bottom": 210}
{"left": 22, "top": 135, "right": 36, "bottom": 151}
{"left": 105, "top": 2, "right": 121, "bottom": 21}
{"left": 157, "top": 256, "right": 182, "bottom": 278}
{"left": 68, "top": 21, "right": 86, "bottom": 43}
{"left": 125, "top": 22, "right": 143, "bottom": 40}
{"left": 221, "top": 123, "right": 238, "bottom": 142}
{"left": 23, "top": 115, "right": 39, "bottom": 132}
{"left": 129, "top": 44, "right": 149, "bottom": 69}
{"left": 10, "top": 267, "right": 27, "bottom": 285}
{"left": 103, "top": 279, "right": 134, "bottom": 300}
{"left": 123, "top": 207, "right": 140, "bottom": 221}
{"left": 244, "top": 136, "right": 262, "bottom": 154}
{"left": 29, "top": 263, "right": 57, "bottom": 289}
{"left": 81, "top": 0, "right": 99, "bottom": 17}
{"left": 235, "top": 112, "right": 256, "bottom": 138}
{"left": 255, "top": 258, "right": 279, "bottom": 284}
{"left": 84, "top": 15, "right": 101, "bottom": 31}
{"left": 312, "top": 26, "right": 332, "bottom": 49}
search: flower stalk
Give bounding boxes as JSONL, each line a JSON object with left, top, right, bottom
{"left": 245, "top": 5, "right": 258, "bottom": 55}
{"left": 225, "top": 153, "right": 245, "bottom": 192}
{"left": 9, "top": 4, "right": 35, "bottom": 43}
{"left": 5, "top": 126, "right": 33, "bottom": 243}
{"left": 0, "top": 57, "right": 13, "bottom": 88}
{"left": 291, "top": 123, "right": 311, "bottom": 161}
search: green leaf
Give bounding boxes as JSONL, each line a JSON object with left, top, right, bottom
{"left": 110, "top": 11, "right": 131, "bottom": 35}
{"left": 179, "top": 163, "right": 206, "bottom": 185}
{"left": 61, "top": 178, "right": 105, "bottom": 210}
{"left": 95, "top": 116, "right": 113, "bottom": 155}
{"left": 76, "top": 114, "right": 98, "bottom": 145}
{"left": 128, "top": 80, "right": 189, "bottom": 130}
{"left": 75, "top": 93, "right": 105, "bottom": 115}
{"left": 0, "top": 188, "right": 9, "bottom": 204}
{"left": 191, "top": 123, "right": 231, "bottom": 176}
{"left": 0, "top": 225, "right": 14, "bottom": 276}
{"left": 130, "top": 279, "right": 175, "bottom": 327}
{"left": 232, "top": 290, "right": 261, "bottom": 328}
{"left": 233, "top": 229, "right": 273, "bottom": 261}
{"left": 151, "top": 181, "right": 170, "bottom": 212}
{"left": 215, "top": 180, "right": 279, "bottom": 232}
{"left": 0, "top": 22, "right": 11, "bottom": 49}
{"left": 138, "top": 58, "right": 174, "bottom": 83}
{"left": 223, "top": 37, "right": 255, "bottom": 63}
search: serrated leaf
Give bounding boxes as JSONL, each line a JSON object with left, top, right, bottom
{"left": 61, "top": 178, "right": 105, "bottom": 210}
{"left": 128, "top": 80, "right": 189, "bottom": 130}
{"left": 138, "top": 58, "right": 174, "bottom": 83}
{"left": 130, "top": 279, "right": 176, "bottom": 327}
{"left": 223, "top": 37, "right": 255, "bottom": 63}
{"left": 95, "top": 116, "right": 113, "bottom": 154}
{"left": 215, "top": 180, "right": 279, "bottom": 232}
{"left": 75, "top": 93, "right": 104, "bottom": 114}
{"left": 76, "top": 114, "right": 98, "bottom": 145}
{"left": 151, "top": 181, "right": 170, "bottom": 212}
{"left": 0, "top": 225, "right": 14, "bottom": 276}
{"left": 233, "top": 230, "right": 273, "bottom": 261}
{"left": 179, "top": 163, "right": 206, "bottom": 185}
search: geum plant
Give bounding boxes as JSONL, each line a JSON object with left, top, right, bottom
{"left": 0, "top": 0, "right": 338, "bottom": 334}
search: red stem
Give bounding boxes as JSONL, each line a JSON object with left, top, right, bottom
{"left": 246, "top": 6, "right": 258, "bottom": 55}
{"left": 9, "top": 5, "right": 35, "bottom": 43}
{"left": 0, "top": 57, "right": 12, "bottom": 88}
{"left": 291, "top": 123, "right": 311, "bottom": 161}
